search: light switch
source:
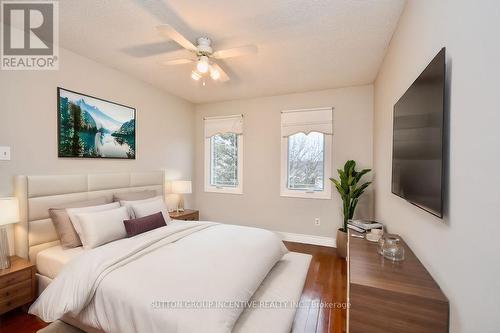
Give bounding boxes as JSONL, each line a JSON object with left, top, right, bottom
{"left": 0, "top": 146, "right": 11, "bottom": 160}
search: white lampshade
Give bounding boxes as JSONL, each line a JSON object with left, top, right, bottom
{"left": 171, "top": 181, "right": 192, "bottom": 194}
{"left": 0, "top": 197, "right": 19, "bottom": 225}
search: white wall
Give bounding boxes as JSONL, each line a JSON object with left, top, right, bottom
{"left": 194, "top": 85, "right": 374, "bottom": 240}
{"left": 373, "top": 1, "right": 500, "bottom": 332}
{"left": 0, "top": 47, "right": 195, "bottom": 253}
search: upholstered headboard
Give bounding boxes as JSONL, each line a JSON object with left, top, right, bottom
{"left": 14, "top": 171, "right": 165, "bottom": 263}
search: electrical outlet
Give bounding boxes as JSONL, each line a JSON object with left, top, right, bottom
{"left": 314, "top": 218, "right": 321, "bottom": 226}
{"left": 0, "top": 146, "right": 10, "bottom": 160}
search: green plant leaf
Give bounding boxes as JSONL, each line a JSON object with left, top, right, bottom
{"left": 332, "top": 160, "right": 372, "bottom": 231}
{"left": 352, "top": 182, "right": 371, "bottom": 198}
{"left": 345, "top": 160, "right": 355, "bottom": 170}
{"left": 354, "top": 168, "right": 371, "bottom": 183}
{"left": 349, "top": 198, "right": 359, "bottom": 218}
{"left": 345, "top": 161, "right": 355, "bottom": 178}
{"left": 330, "top": 178, "right": 340, "bottom": 187}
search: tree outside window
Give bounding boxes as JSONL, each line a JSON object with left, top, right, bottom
{"left": 287, "top": 132, "right": 325, "bottom": 191}
{"left": 210, "top": 133, "right": 239, "bottom": 187}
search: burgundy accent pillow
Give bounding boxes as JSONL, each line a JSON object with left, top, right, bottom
{"left": 123, "top": 212, "right": 166, "bottom": 237}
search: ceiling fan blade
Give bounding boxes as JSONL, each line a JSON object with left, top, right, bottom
{"left": 121, "top": 41, "right": 178, "bottom": 58}
{"left": 212, "top": 63, "right": 230, "bottom": 82}
{"left": 161, "top": 58, "right": 194, "bottom": 65}
{"left": 157, "top": 24, "right": 197, "bottom": 52}
{"left": 213, "top": 45, "right": 258, "bottom": 59}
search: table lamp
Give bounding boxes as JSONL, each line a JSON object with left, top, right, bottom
{"left": 0, "top": 197, "right": 19, "bottom": 269}
{"left": 171, "top": 181, "right": 192, "bottom": 212}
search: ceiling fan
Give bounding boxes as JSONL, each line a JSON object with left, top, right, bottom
{"left": 157, "top": 24, "right": 258, "bottom": 83}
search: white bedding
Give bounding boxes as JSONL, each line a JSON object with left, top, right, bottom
{"left": 37, "top": 245, "right": 84, "bottom": 279}
{"left": 30, "top": 221, "right": 289, "bottom": 333}
{"left": 233, "top": 252, "right": 312, "bottom": 333}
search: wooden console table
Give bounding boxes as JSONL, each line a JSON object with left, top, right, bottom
{"left": 347, "top": 232, "right": 449, "bottom": 332}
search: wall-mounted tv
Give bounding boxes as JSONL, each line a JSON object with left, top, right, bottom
{"left": 392, "top": 48, "right": 446, "bottom": 218}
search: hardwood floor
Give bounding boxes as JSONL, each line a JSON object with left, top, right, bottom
{"left": 0, "top": 242, "right": 346, "bottom": 333}
{"left": 0, "top": 308, "right": 48, "bottom": 332}
{"left": 286, "top": 242, "right": 347, "bottom": 333}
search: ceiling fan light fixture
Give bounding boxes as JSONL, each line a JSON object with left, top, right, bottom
{"left": 191, "top": 70, "right": 202, "bottom": 81}
{"left": 196, "top": 56, "right": 209, "bottom": 73}
{"left": 210, "top": 66, "right": 221, "bottom": 81}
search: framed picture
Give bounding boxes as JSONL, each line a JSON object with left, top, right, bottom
{"left": 57, "top": 87, "right": 136, "bottom": 159}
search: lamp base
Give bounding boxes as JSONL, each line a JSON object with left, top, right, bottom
{"left": 176, "top": 194, "right": 185, "bottom": 213}
{"left": 0, "top": 227, "right": 10, "bottom": 269}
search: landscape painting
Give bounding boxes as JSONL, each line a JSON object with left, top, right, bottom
{"left": 58, "top": 88, "right": 136, "bottom": 159}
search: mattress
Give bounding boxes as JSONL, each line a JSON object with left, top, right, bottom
{"left": 36, "top": 245, "right": 84, "bottom": 279}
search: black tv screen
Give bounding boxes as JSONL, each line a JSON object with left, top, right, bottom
{"left": 392, "top": 48, "right": 445, "bottom": 218}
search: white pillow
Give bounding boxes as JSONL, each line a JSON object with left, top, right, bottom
{"left": 130, "top": 197, "right": 171, "bottom": 222}
{"left": 67, "top": 202, "right": 120, "bottom": 236}
{"left": 120, "top": 195, "right": 163, "bottom": 218}
{"left": 75, "top": 206, "right": 129, "bottom": 249}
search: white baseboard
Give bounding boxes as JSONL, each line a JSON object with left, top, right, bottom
{"left": 277, "top": 231, "right": 336, "bottom": 248}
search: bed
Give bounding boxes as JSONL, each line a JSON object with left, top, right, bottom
{"left": 36, "top": 244, "right": 83, "bottom": 279}
{"left": 14, "top": 172, "right": 312, "bottom": 333}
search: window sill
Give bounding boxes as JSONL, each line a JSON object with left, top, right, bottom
{"left": 205, "top": 186, "right": 243, "bottom": 195}
{"left": 280, "top": 190, "right": 331, "bottom": 200}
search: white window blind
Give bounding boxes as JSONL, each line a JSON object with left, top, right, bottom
{"left": 280, "top": 107, "right": 333, "bottom": 199}
{"left": 281, "top": 107, "right": 333, "bottom": 137}
{"left": 204, "top": 115, "right": 243, "bottom": 138}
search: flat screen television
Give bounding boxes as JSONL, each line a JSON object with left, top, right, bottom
{"left": 392, "top": 48, "right": 446, "bottom": 218}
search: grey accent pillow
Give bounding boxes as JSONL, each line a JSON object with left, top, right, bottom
{"left": 112, "top": 190, "right": 157, "bottom": 202}
{"left": 49, "top": 197, "right": 109, "bottom": 248}
{"left": 119, "top": 195, "right": 163, "bottom": 219}
{"left": 130, "top": 197, "right": 171, "bottom": 222}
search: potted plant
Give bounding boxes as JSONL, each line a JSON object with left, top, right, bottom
{"left": 330, "top": 160, "right": 371, "bottom": 258}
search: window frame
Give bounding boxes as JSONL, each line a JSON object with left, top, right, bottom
{"left": 280, "top": 132, "right": 332, "bottom": 199}
{"left": 204, "top": 134, "right": 243, "bottom": 194}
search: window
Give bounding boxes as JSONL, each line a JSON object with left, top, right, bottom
{"left": 204, "top": 115, "right": 243, "bottom": 194}
{"left": 210, "top": 133, "right": 239, "bottom": 187}
{"left": 287, "top": 132, "right": 325, "bottom": 191}
{"left": 281, "top": 108, "right": 332, "bottom": 199}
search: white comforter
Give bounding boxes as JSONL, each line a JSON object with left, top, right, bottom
{"left": 30, "top": 221, "right": 288, "bottom": 333}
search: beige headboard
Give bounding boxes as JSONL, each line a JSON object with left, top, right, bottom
{"left": 14, "top": 171, "right": 165, "bottom": 263}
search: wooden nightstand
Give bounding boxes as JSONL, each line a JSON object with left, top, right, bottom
{"left": 0, "top": 256, "right": 36, "bottom": 315}
{"left": 169, "top": 209, "right": 199, "bottom": 221}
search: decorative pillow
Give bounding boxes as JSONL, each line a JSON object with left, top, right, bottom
{"left": 120, "top": 195, "right": 163, "bottom": 219}
{"left": 75, "top": 206, "right": 129, "bottom": 249}
{"left": 112, "top": 190, "right": 157, "bottom": 202}
{"left": 123, "top": 212, "right": 166, "bottom": 237}
{"left": 67, "top": 202, "right": 120, "bottom": 238}
{"left": 130, "top": 197, "right": 171, "bottom": 222}
{"left": 49, "top": 197, "right": 109, "bottom": 248}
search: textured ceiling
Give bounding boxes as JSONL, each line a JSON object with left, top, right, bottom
{"left": 57, "top": 0, "right": 406, "bottom": 103}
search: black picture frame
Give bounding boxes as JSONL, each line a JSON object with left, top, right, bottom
{"left": 57, "top": 87, "right": 136, "bottom": 160}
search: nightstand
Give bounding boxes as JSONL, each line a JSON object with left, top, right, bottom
{"left": 0, "top": 256, "right": 36, "bottom": 315}
{"left": 169, "top": 209, "right": 199, "bottom": 221}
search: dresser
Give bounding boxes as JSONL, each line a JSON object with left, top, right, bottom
{"left": 0, "top": 256, "right": 36, "bottom": 314}
{"left": 347, "top": 232, "right": 449, "bottom": 333}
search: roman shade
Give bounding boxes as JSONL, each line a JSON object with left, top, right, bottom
{"left": 281, "top": 107, "right": 333, "bottom": 137}
{"left": 204, "top": 115, "right": 243, "bottom": 138}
